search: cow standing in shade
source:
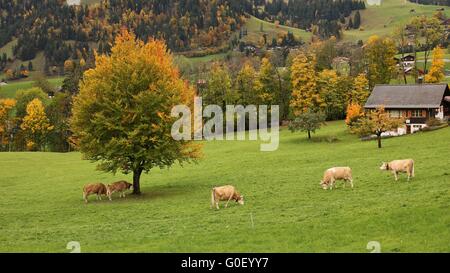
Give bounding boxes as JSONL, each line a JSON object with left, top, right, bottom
{"left": 380, "top": 159, "right": 415, "bottom": 181}
{"left": 211, "top": 185, "right": 244, "bottom": 209}
{"left": 106, "top": 181, "right": 133, "bottom": 200}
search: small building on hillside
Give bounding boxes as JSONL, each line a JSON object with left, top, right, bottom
{"left": 394, "top": 54, "right": 415, "bottom": 74}
{"left": 364, "top": 84, "right": 450, "bottom": 135}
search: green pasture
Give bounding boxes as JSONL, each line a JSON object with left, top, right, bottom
{"left": 1, "top": 121, "right": 449, "bottom": 252}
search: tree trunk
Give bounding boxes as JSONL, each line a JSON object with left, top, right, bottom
{"left": 377, "top": 134, "right": 382, "bottom": 149}
{"left": 132, "top": 168, "right": 143, "bottom": 195}
{"left": 308, "top": 130, "right": 311, "bottom": 139}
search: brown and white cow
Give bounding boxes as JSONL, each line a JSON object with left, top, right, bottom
{"left": 380, "top": 159, "right": 415, "bottom": 181}
{"left": 83, "top": 183, "right": 108, "bottom": 203}
{"left": 106, "top": 181, "right": 133, "bottom": 200}
{"left": 320, "top": 167, "right": 354, "bottom": 190}
{"left": 210, "top": 185, "right": 244, "bottom": 209}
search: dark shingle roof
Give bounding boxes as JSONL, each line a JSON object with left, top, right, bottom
{"left": 365, "top": 84, "right": 448, "bottom": 109}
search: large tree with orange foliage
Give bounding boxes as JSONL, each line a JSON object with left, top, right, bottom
{"left": 71, "top": 30, "right": 201, "bottom": 195}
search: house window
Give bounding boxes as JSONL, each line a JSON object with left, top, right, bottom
{"left": 411, "top": 110, "right": 423, "bottom": 117}
{"left": 389, "top": 110, "right": 401, "bottom": 118}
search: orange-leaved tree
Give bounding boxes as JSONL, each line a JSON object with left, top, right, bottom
{"left": 71, "top": 30, "right": 201, "bottom": 195}
{"left": 345, "top": 103, "right": 364, "bottom": 129}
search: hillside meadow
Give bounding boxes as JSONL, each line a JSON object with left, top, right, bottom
{"left": 0, "top": 121, "right": 449, "bottom": 252}
{"left": 344, "top": 0, "right": 450, "bottom": 41}
{"left": 0, "top": 77, "right": 64, "bottom": 98}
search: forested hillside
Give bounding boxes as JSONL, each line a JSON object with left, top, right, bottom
{"left": 0, "top": 0, "right": 367, "bottom": 77}
{"left": 0, "top": 0, "right": 247, "bottom": 63}
{"left": 253, "top": 0, "right": 366, "bottom": 38}
{"left": 408, "top": 0, "right": 450, "bottom": 6}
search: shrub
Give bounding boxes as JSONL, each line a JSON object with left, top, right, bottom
{"left": 426, "top": 117, "right": 444, "bottom": 127}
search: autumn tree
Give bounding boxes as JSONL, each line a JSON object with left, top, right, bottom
{"left": 425, "top": 46, "right": 445, "bottom": 83}
{"left": 289, "top": 109, "right": 326, "bottom": 139}
{"left": 71, "top": 30, "right": 201, "bottom": 195}
{"left": 236, "top": 62, "right": 258, "bottom": 105}
{"left": 0, "top": 98, "right": 16, "bottom": 151}
{"left": 353, "top": 106, "right": 404, "bottom": 149}
{"left": 256, "top": 58, "right": 278, "bottom": 105}
{"left": 203, "top": 63, "right": 236, "bottom": 108}
{"left": 315, "top": 37, "right": 337, "bottom": 70}
{"left": 20, "top": 98, "right": 53, "bottom": 151}
{"left": 409, "top": 15, "right": 445, "bottom": 74}
{"left": 350, "top": 73, "right": 369, "bottom": 105}
{"left": 317, "top": 69, "right": 344, "bottom": 120}
{"left": 46, "top": 92, "right": 72, "bottom": 152}
{"left": 33, "top": 74, "right": 56, "bottom": 96}
{"left": 290, "top": 52, "right": 321, "bottom": 116}
{"left": 345, "top": 103, "right": 364, "bottom": 129}
{"left": 364, "top": 35, "right": 397, "bottom": 89}
{"left": 15, "top": 87, "right": 49, "bottom": 119}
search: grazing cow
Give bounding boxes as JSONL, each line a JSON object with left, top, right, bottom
{"left": 83, "top": 183, "right": 107, "bottom": 203}
{"left": 380, "top": 159, "right": 415, "bottom": 181}
{"left": 106, "top": 181, "right": 133, "bottom": 200}
{"left": 320, "top": 167, "right": 354, "bottom": 190}
{"left": 210, "top": 185, "right": 244, "bottom": 210}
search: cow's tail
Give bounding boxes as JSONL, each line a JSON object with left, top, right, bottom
{"left": 210, "top": 188, "right": 216, "bottom": 209}
{"left": 411, "top": 160, "right": 415, "bottom": 177}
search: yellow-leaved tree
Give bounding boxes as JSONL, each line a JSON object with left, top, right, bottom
{"left": 20, "top": 98, "right": 53, "bottom": 151}
{"left": 256, "top": 57, "right": 278, "bottom": 105}
{"left": 0, "top": 98, "right": 17, "bottom": 150}
{"left": 236, "top": 61, "right": 258, "bottom": 105}
{"left": 71, "top": 30, "right": 201, "bottom": 195}
{"left": 290, "top": 52, "right": 321, "bottom": 116}
{"left": 364, "top": 35, "right": 397, "bottom": 89}
{"left": 425, "top": 46, "right": 445, "bottom": 83}
{"left": 351, "top": 73, "right": 370, "bottom": 105}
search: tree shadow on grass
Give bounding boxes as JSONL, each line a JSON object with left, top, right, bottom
{"left": 110, "top": 181, "right": 204, "bottom": 202}
{"left": 284, "top": 135, "right": 342, "bottom": 145}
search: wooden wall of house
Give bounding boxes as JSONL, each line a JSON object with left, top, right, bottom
{"left": 401, "top": 109, "right": 427, "bottom": 118}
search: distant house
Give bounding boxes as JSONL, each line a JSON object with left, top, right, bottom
{"left": 364, "top": 84, "right": 450, "bottom": 135}
{"left": 394, "top": 54, "right": 415, "bottom": 73}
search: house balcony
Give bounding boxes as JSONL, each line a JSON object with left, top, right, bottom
{"left": 406, "top": 117, "right": 427, "bottom": 124}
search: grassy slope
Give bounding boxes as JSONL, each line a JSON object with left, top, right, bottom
{"left": 344, "top": 0, "right": 450, "bottom": 42}
{"left": 0, "top": 39, "right": 17, "bottom": 58}
{"left": 1, "top": 121, "right": 449, "bottom": 252}
{"left": 242, "top": 16, "right": 313, "bottom": 45}
{"left": 0, "top": 77, "right": 64, "bottom": 98}
{"left": 175, "top": 53, "right": 229, "bottom": 66}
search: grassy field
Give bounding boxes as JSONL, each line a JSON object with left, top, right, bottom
{"left": 343, "top": 0, "right": 450, "bottom": 42}
{"left": 1, "top": 121, "right": 449, "bottom": 252}
{"left": 0, "top": 77, "right": 64, "bottom": 98}
{"left": 175, "top": 53, "right": 229, "bottom": 67}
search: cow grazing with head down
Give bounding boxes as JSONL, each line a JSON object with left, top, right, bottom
{"left": 320, "top": 167, "right": 354, "bottom": 190}
{"left": 380, "top": 159, "right": 415, "bottom": 181}
{"left": 211, "top": 185, "right": 244, "bottom": 209}
{"left": 83, "top": 183, "right": 108, "bottom": 203}
{"left": 106, "top": 181, "right": 133, "bottom": 200}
